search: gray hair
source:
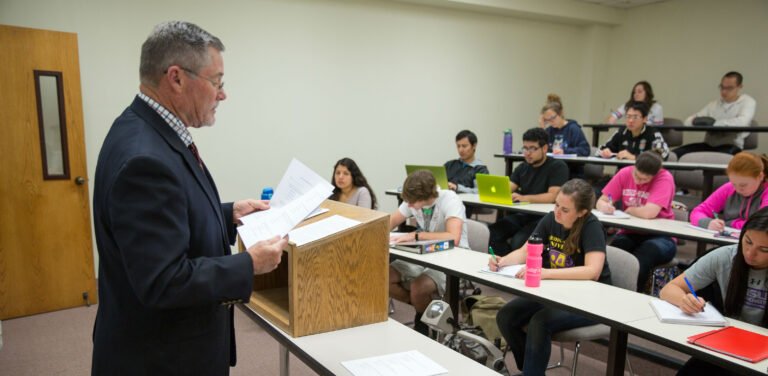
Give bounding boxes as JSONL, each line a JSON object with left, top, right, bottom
{"left": 139, "top": 21, "right": 225, "bottom": 87}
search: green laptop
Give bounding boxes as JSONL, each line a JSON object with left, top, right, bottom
{"left": 405, "top": 165, "right": 449, "bottom": 190}
{"left": 476, "top": 173, "right": 513, "bottom": 205}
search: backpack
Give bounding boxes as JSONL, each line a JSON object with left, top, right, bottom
{"left": 463, "top": 295, "right": 508, "bottom": 348}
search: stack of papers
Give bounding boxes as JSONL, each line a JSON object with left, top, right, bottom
{"left": 237, "top": 159, "right": 334, "bottom": 248}
{"left": 649, "top": 299, "right": 727, "bottom": 326}
{"left": 341, "top": 350, "right": 448, "bottom": 376}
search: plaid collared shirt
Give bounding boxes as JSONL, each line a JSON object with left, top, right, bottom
{"left": 137, "top": 92, "right": 194, "bottom": 147}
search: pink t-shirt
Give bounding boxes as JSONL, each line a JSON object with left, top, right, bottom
{"left": 603, "top": 167, "right": 675, "bottom": 221}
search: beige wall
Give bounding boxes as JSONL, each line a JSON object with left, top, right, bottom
{"left": 594, "top": 0, "right": 767, "bottom": 146}
{"left": 1, "top": 0, "right": 765, "bottom": 270}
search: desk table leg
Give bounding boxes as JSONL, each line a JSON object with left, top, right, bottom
{"left": 505, "top": 159, "right": 513, "bottom": 177}
{"left": 702, "top": 172, "right": 715, "bottom": 199}
{"left": 592, "top": 129, "right": 601, "bottom": 148}
{"left": 445, "top": 275, "right": 460, "bottom": 322}
{"left": 280, "top": 344, "right": 290, "bottom": 376}
{"left": 606, "top": 328, "right": 628, "bottom": 376}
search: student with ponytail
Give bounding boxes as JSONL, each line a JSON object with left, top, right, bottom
{"left": 538, "top": 93, "right": 591, "bottom": 157}
{"left": 490, "top": 179, "right": 611, "bottom": 376}
{"left": 690, "top": 152, "right": 768, "bottom": 231}
{"left": 661, "top": 207, "right": 768, "bottom": 375}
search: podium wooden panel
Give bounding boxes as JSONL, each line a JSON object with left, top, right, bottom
{"left": 241, "top": 200, "right": 390, "bottom": 337}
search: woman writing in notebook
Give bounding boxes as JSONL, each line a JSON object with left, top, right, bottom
{"left": 689, "top": 152, "right": 768, "bottom": 232}
{"left": 489, "top": 179, "right": 611, "bottom": 376}
{"left": 538, "top": 93, "right": 590, "bottom": 157}
{"left": 329, "top": 157, "right": 378, "bottom": 209}
{"left": 660, "top": 207, "right": 768, "bottom": 375}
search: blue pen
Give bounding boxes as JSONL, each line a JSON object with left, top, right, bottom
{"left": 683, "top": 275, "right": 704, "bottom": 312}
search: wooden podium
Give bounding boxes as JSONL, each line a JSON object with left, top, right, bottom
{"left": 241, "top": 199, "right": 390, "bottom": 337}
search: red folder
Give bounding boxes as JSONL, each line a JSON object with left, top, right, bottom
{"left": 687, "top": 326, "right": 768, "bottom": 363}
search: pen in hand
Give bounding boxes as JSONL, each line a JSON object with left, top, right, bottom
{"left": 683, "top": 275, "right": 704, "bottom": 313}
{"left": 489, "top": 246, "right": 499, "bottom": 271}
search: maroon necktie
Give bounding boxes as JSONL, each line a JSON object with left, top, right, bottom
{"left": 188, "top": 143, "right": 205, "bottom": 170}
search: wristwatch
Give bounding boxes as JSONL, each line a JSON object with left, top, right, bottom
{"left": 414, "top": 230, "right": 421, "bottom": 241}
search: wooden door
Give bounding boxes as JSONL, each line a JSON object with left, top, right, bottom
{"left": 0, "top": 25, "right": 97, "bottom": 319}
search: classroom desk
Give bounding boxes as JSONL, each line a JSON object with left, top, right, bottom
{"left": 582, "top": 124, "right": 765, "bottom": 148}
{"left": 390, "top": 247, "right": 768, "bottom": 376}
{"left": 384, "top": 189, "right": 738, "bottom": 251}
{"left": 457, "top": 193, "right": 738, "bottom": 249}
{"left": 237, "top": 304, "right": 498, "bottom": 376}
{"left": 493, "top": 153, "right": 728, "bottom": 198}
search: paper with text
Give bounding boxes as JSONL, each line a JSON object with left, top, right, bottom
{"left": 341, "top": 350, "right": 448, "bottom": 376}
{"left": 592, "top": 209, "right": 631, "bottom": 219}
{"left": 237, "top": 159, "right": 333, "bottom": 248}
{"left": 288, "top": 215, "right": 360, "bottom": 247}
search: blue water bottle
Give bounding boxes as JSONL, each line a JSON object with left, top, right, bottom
{"left": 261, "top": 187, "right": 273, "bottom": 200}
{"left": 503, "top": 129, "right": 513, "bottom": 154}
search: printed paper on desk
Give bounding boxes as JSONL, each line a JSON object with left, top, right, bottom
{"left": 591, "top": 209, "right": 631, "bottom": 219}
{"left": 480, "top": 264, "right": 525, "bottom": 278}
{"left": 546, "top": 153, "right": 579, "bottom": 159}
{"left": 341, "top": 350, "right": 448, "bottom": 376}
{"left": 686, "top": 224, "right": 741, "bottom": 236}
{"left": 287, "top": 215, "right": 360, "bottom": 247}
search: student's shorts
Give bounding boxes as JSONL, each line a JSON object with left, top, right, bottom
{"left": 390, "top": 260, "right": 446, "bottom": 297}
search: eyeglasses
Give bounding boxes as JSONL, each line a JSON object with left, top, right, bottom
{"left": 178, "top": 66, "right": 225, "bottom": 91}
{"left": 521, "top": 146, "right": 541, "bottom": 154}
{"left": 542, "top": 114, "right": 558, "bottom": 123}
{"left": 718, "top": 84, "right": 738, "bottom": 91}
{"left": 626, "top": 115, "right": 643, "bottom": 120}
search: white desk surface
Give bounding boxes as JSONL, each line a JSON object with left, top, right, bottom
{"left": 391, "top": 247, "right": 655, "bottom": 324}
{"left": 390, "top": 247, "right": 768, "bottom": 376}
{"left": 239, "top": 305, "right": 498, "bottom": 376}
{"left": 625, "top": 316, "right": 768, "bottom": 375}
{"left": 493, "top": 153, "right": 729, "bottom": 171}
{"left": 457, "top": 193, "right": 737, "bottom": 246}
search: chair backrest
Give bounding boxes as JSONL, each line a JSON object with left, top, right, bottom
{"left": 605, "top": 246, "right": 639, "bottom": 291}
{"left": 742, "top": 120, "right": 758, "bottom": 150}
{"left": 465, "top": 219, "right": 489, "bottom": 253}
{"left": 584, "top": 146, "right": 605, "bottom": 181}
{"left": 674, "top": 151, "right": 733, "bottom": 191}
{"left": 659, "top": 118, "right": 684, "bottom": 147}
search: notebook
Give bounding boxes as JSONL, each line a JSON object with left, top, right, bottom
{"left": 479, "top": 264, "right": 525, "bottom": 278}
{"left": 649, "top": 299, "right": 727, "bottom": 326}
{"left": 405, "top": 165, "right": 449, "bottom": 190}
{"left": 592, "top": 209, "right": 631, "bottom": 219}
{"left": 476, "top": 174, "right": 514, "bottom": 205}
{"left": 688, "top": 326, "right": 768, "bottom": 363}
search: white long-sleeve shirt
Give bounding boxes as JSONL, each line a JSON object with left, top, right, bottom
{"left": 684, "top": 94, "right": 757, "bottom": 148}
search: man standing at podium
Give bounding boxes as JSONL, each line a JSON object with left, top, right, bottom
{"left": 91, "top": 21, "right": 286, "bottom": 375}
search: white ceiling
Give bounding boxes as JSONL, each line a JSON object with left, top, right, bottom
{"left": 571, "top": 0, "right": 668, "bottom": 9}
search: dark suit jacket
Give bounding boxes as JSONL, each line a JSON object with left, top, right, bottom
{"left": 92, "top": 97, "right": 254, "bottom": 375}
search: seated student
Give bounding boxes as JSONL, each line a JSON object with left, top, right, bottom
{"left": 490, "top": 179, "right": 611, "bottom": 376}
{"left": 488, "top": 128, "right": 569, "bottom": 256}
{"left": 597, "top": 101, "right": 670, "bottom": 160}
{"left": 538, "top": 93, "right": 591, "bottom": 156}
{"left": 690, "top": 152, "right": 768, "bottom": 231}
{"left": 596, "top": 151, "right": 676, "bottom": 291}
{"left": 389, "top": 170, "right": 468, "bottom": 336}
{"left": 660, "top": 207, "right": 768, "bottom": 376}
{"left": 329, "top": 157, "right": 377, "bottom": 209}
{"left": 444, "top": 129, "right": 489, "bottom": 194}
{"left": 606, "top": 81, "right": 664, "bottom": 126}
{"left": 674, "top": 71, "right": 757, "bottom": 159}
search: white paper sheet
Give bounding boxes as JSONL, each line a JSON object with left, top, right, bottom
{"left": 591, "top": 209, "right": 631, "bottom": 219}
{"left": 686, "top": 223, "right": 741, "bottom": 236}
{"left": 341, "top": 350, "right": 448, "bottom": 376}
{"left": 237, "top": 159, "right": 333, "bottom": 248}
{"left": 479, "top": 264, "right": 525, "bottom": 278}
{"left": 287, "top": 215, "right": 360, "bottom": 247}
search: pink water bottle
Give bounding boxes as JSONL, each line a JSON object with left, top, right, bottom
{"left": 525, "top": 234, "right": 543, "bottom": 287}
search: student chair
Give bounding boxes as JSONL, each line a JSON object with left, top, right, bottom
{"left": 742, "top": 120, "right": 759, "bottom": 151}
{"left": 660, "top": 117, "right": 684, "bottom": 147}
{"left": 461, "top": 219, "right": 491, "bottom": 298}
{"left": 549, "top": 246, "right": 638, "bottom": 376}
{"left": 673, "top": 151, "right": 732, "bottom": 206}
{"left": 584, "top": 146, "right": 605, "bottom": 182}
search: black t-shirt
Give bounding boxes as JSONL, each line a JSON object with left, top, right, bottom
{"left": 532, "top": 212, "right": 612, "bottom": 284}
{"left": 510, "top": 157, "right": 569, "bottom": 195}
